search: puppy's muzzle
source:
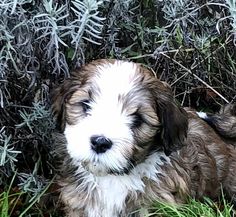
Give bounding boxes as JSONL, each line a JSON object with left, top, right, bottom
{"left": 90, "top": 135, "right": 113, "bottom": 154}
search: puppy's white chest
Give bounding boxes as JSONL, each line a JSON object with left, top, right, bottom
{"left": 83, "top": 152, "right": 168, "bottom": 217}
{"left": 86, "top": 175, "right": 144, "bottom": 217}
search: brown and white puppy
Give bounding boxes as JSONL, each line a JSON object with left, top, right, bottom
{"left": 52, "top": 59, "right": 236, "bottom": 217}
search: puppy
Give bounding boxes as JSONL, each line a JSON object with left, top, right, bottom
{"left": 52, "top": 59, "right": 236, "bottom": 217}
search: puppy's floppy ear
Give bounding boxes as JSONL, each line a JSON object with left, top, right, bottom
{"left": 51, "top": 79, "right": 78, "bottom": 132}
{"left": 154, "top": 81, "right": 188, "bottom": 156}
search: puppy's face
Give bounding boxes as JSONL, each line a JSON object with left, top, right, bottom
{"left": 52, "top": 60, "right": 188, "bottom": 175}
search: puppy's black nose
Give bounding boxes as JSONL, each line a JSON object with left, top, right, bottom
{"left": 90, "top": 135, "right": 113, "bottom": 154}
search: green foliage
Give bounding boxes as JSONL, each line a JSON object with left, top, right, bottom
{"left": 149, "top": 195, "right": 235, "bottom": 217}
{"left": 0, "top": 172, "right": 20, "bottom": 217}
{"left": 0, "top": 172, "right": 55, "bottom": 217}
{"left": 0, "top": 0, "right": 236, "bottom": 216}
{"left": 71, "top": 0, "right": 105, "bottom": 47}
{"left": 0, "top": 131, "right": 20, "bottom": 171}
{"left": 224, "top": 0, "right": 236, "bottom": 35}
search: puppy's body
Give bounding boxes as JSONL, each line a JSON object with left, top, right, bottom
{"left": 198, "top": 104, "right": 236, "bottom": 140}
{"left": 52, "top": 60, "right": 236, "bottom": 217}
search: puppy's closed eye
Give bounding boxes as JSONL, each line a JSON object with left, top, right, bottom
{"left": 130, "top": 111, "right": 144, "bottom": 129}
{"left": 67, "top": 99, "right": 92, "bottom": 122}
{"left": 80, "top": 99, "right": 92, "bottom": 114}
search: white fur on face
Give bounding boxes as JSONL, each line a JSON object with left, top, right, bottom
{"left": 64, "top": 61, "right": 142, "bottom": 175}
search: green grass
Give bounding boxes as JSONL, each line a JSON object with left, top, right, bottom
{"left": 0, "top": 174, "right": 56, "bottom": 217}
{"left": 0, "top": 172, "right": 23, "bottom": 217}
{"left": 149, "top": 196, "right": 235, "bottom": 217}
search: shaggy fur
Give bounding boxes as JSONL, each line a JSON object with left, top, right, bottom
{"left": 200, "top": 104, "right": 236, "bottom": 140}
{"left": 52, "top": 59, "right": 236, "bottom": 217}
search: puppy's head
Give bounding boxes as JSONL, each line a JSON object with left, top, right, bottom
{"left": 52, "top": 60, "right": 188, "bottom": 175}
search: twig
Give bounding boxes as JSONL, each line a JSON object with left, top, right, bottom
{"left": 170, "top": 72, "right": 188, "bottom": 86}
{"left": 161, "top": 53, "right": 229, "bottom": 103}
{"left": 129, "top": 48, "right": 195, "bottom": 60}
